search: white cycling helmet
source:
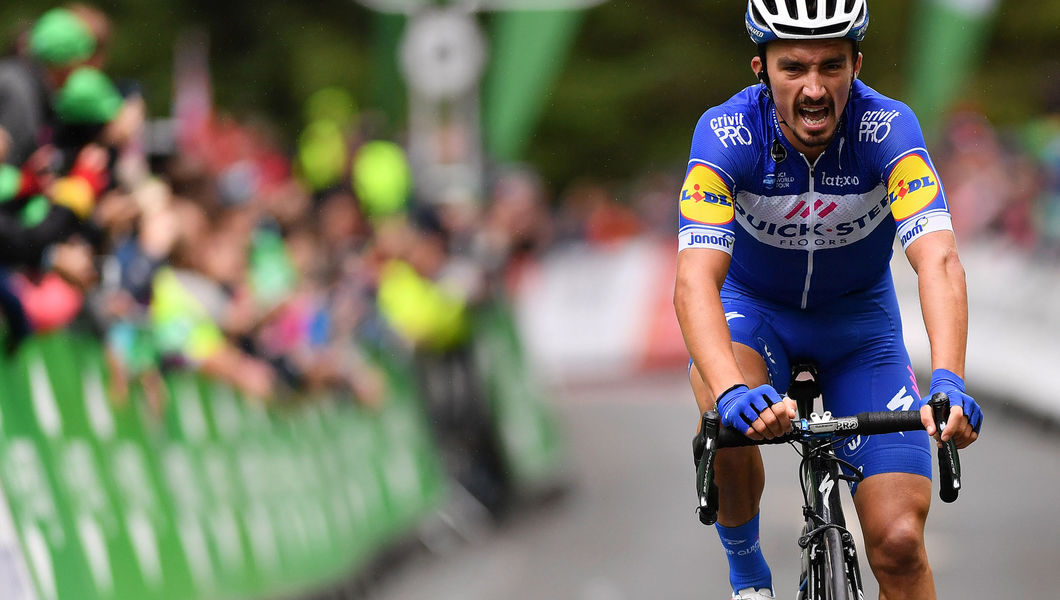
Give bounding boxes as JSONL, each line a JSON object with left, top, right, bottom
{"left": 745, "top": 0, "right": 869, "bottom": 44}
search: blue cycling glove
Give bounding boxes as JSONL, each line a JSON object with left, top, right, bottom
{"left": 928, "top": 369, "right": 983, "bottom": 434}
{"left": 717, "top": 384, "right": 784, "bottom": 430}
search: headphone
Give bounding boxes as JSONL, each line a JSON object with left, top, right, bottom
{"left": 755, "top": 66, "right": 786, "bottom": 162}
{"left": 757, "top": 68, "right": 771, "bottom": 97}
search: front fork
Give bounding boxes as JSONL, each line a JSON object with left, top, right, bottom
{"left": 799, "top": 450, "right": 865, "bottom": 599}
{"left": 798, "top": 535, "right": 864, "bottom": 600}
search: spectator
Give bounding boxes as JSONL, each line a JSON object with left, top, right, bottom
{"left": 0, "top": 8, "right": 95, "bottom": 165}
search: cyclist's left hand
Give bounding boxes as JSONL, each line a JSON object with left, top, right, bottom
{"left": 919, "top": 368, "right": 982, "bottom": 449}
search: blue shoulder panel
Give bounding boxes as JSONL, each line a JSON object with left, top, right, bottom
{"left": 679, "top": 86, "right": 763, "bottom": 254}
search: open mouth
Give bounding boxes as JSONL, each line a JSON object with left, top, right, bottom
{"left": 799, "top": 105, "right": 830, "bottom": 130}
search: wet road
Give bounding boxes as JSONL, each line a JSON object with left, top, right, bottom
{"left": 367, "top": 372, "right": 1060, "bottom": 599}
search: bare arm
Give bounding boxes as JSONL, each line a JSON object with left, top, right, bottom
{"left": 906, "top": 230, "right": 978, "bottom": 446}
{"left": 673, "top": 248, "right": 744, "bottom": 397}
{"left": 905, "top": 230, "right": 967, "bottom": 377}
{"left": 675, "top": 248, "right": 796, "bottom": 439}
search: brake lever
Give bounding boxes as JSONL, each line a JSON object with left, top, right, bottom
{"left": 695, "top": 410, "right": 721, "bottom": 525}
{"left": 929, "top": 393, "right": 962, "bottom": 503}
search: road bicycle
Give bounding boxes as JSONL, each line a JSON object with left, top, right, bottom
{"left": 693, "top": 364, "right": 962, "bottom": 600}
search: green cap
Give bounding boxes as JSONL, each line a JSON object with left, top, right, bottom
{"left": 351, "top": 141, "right": 412, "bottom": 218}
{"left": 20, "top": 195, "right": 51, "bottom": 227}
{"left": 55, "top": 67, "right": 122, "bottom": 124}
{"left": 0, "top": 164, "right": 22, "bottom": 202}
{"left": 29, "top": 8, "right": 96, "bottom": 66}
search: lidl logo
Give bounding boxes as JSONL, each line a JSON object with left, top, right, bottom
{"left": 888, "top": 155, "right": 940, "bottom": 221}
{"left": 680, "top": 164, "right": 734, "bottom": 225}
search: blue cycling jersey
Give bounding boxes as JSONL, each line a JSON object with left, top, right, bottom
{"left": 678, "top": 80, "right": 952, "bottom": 309}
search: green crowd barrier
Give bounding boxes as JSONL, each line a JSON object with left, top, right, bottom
{"left": 75, "top": 337, "right": 199, "bottom": 600}
{"left": 0, "top": 331, "right": 449, "bottom": 600}
{"left": 471, "top": 300, "right": 564, "bottom": 491}
{"left": 2, "top": 333, "right": 155, "bottom": 600}
{"left": 0, "top": 335, "right": 97, "bottom": 600}
{"left": 161, "top": 371, "right": 263, "bottom": 598}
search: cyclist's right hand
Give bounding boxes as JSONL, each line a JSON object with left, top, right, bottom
{"left": 716, "top": 384, "right": 797, "bottom": 440}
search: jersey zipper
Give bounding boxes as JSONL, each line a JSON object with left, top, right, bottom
{"left": 801, "top": 156, "right": 820, "bottom": 310}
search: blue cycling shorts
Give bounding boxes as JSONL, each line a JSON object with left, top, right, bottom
{"left": 717, "top": 271, "right": 932, "bottom": 490}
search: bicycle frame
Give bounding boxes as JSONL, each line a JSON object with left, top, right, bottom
{"left": 693, "top": 364, "right": 961, "bottom": 600}
{"left": 789, "top": 369, "right": 864, "bottom": 600}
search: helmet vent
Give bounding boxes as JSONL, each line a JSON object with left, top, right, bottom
{"left": 824, "top": 0, "right": 837, "bottom": 19}
{"left": 807, "top": 0, "right": 820, "bottom": 19}
{"left": 773, "top": 21, "right": 849, "bottom": 37}
{"left": 745, "top": 0, "right": 869, "bottom": 43}
{"left": 751, "top": 5, "right": 768, "bottom": 27}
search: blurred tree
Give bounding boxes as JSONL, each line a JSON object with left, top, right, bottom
{"left": 0, "top": 0, "right": 376, "bottom": 141}
{"left": 527, "top": 0, "right": 916, "bottom": 188}
{"left": 0, "top": 0, "right": 1056, "bottom": 194}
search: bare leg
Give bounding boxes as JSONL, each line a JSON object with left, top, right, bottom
{"left": 853, "top": 473, "right": 936, "bottom": 600}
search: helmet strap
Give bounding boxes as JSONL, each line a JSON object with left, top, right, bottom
{"left": 756, "top": 43, "right": 772, "bottom": 98}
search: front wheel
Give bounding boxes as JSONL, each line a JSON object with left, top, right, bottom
{"left": 819, "top": 528, "right": 856, "bottom": 600}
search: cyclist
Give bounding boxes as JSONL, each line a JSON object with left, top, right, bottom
{"left": 673, "top": 1, "right": 983, "bottom": 598}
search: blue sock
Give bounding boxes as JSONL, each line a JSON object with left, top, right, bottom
{"left": 715, "top": 513, "right": 772, "bottom": 593}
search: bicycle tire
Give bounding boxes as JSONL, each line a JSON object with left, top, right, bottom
{"left": 821, "top": 528, "right": 854, "bottom": 600}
